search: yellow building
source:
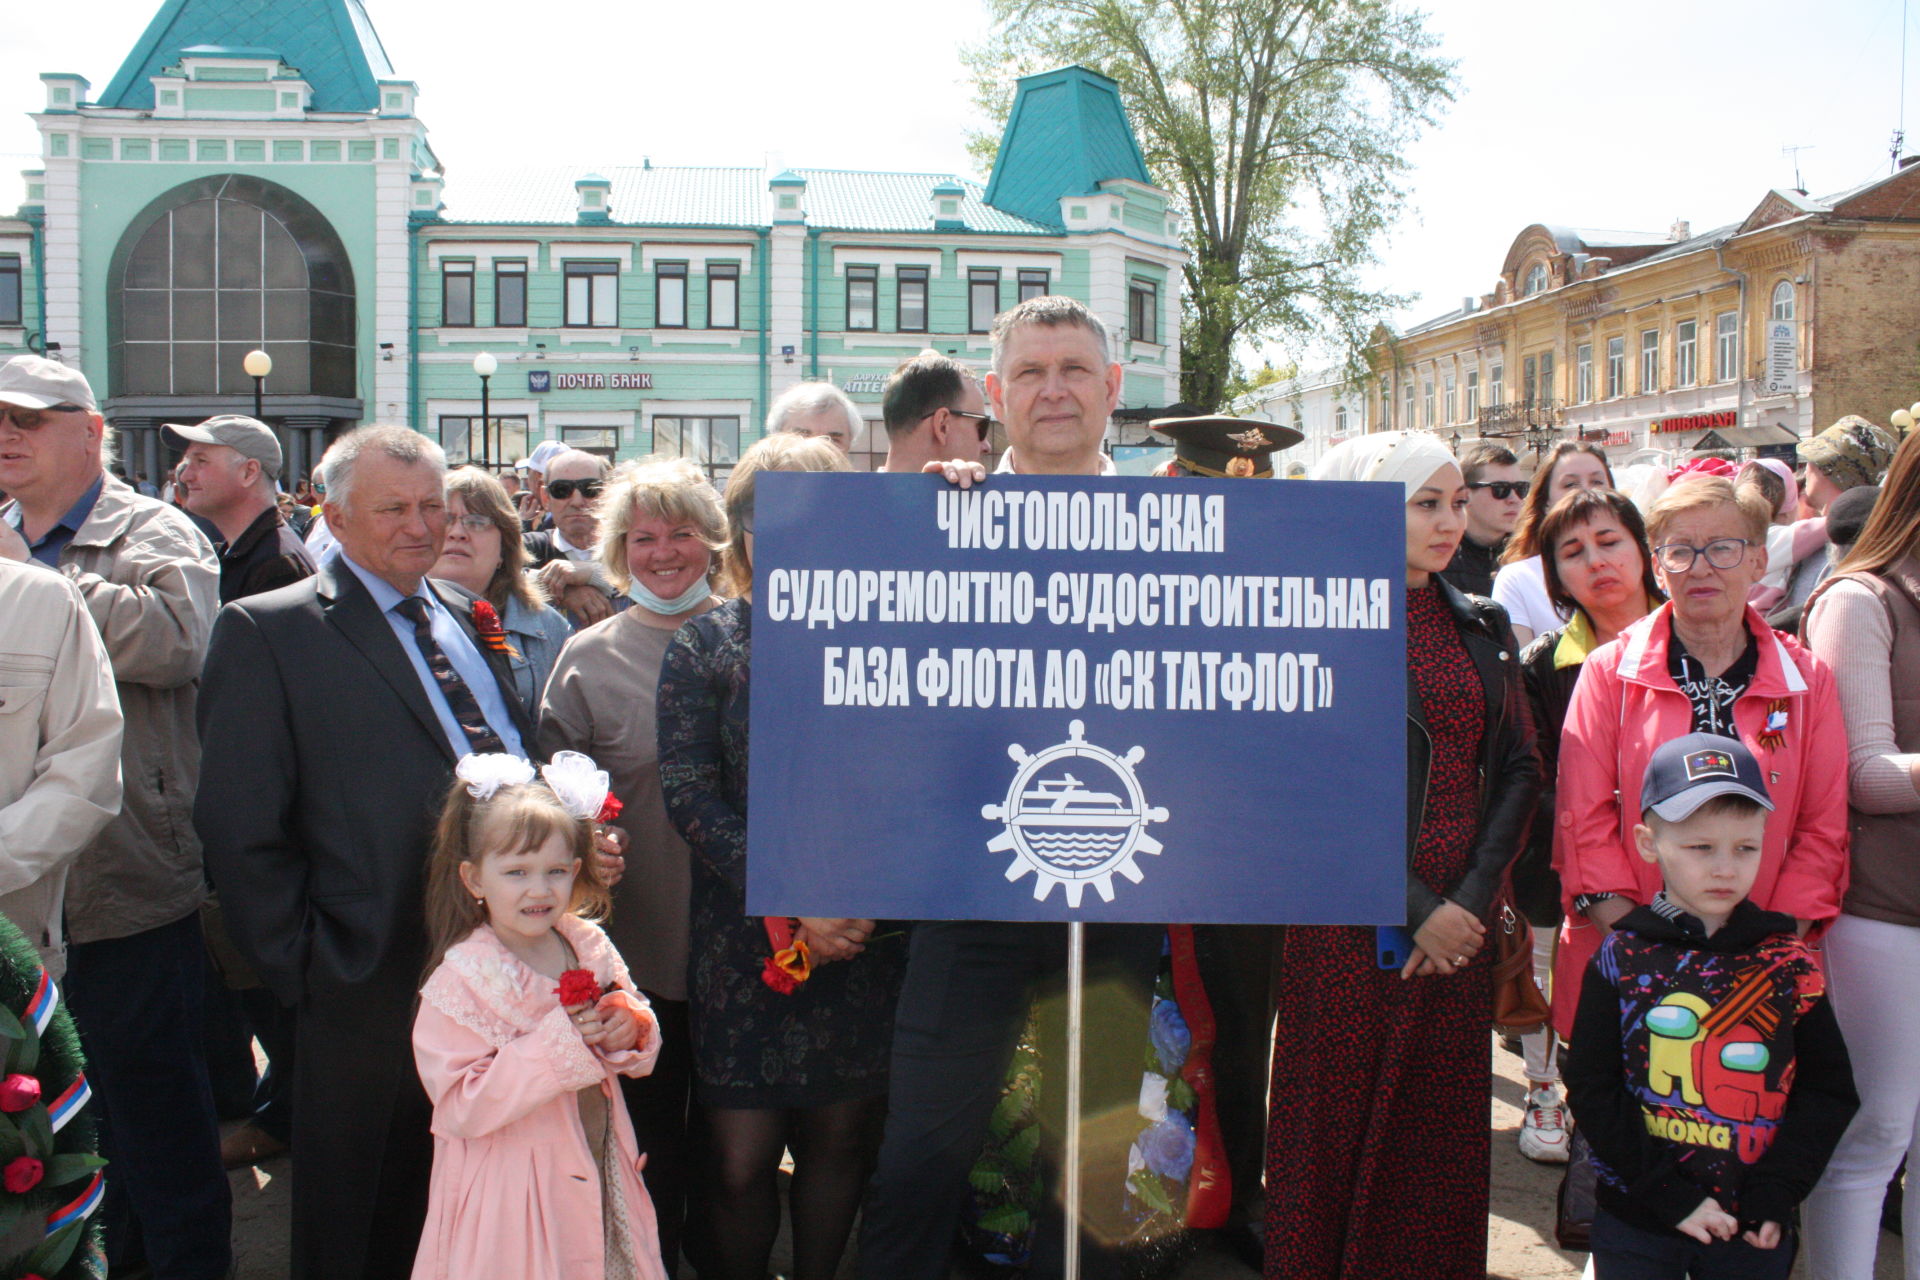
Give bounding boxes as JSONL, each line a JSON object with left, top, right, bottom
{"left": 1369, "top": 163, "right": 1920, "bottom": 459}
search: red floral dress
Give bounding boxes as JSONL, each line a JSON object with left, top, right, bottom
{"left": 1263, "top": 583, "right": 1493, "bottom": 1280}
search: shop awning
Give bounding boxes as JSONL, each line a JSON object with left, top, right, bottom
{"left": 1693, "top": 424, "right": 1799, "bottom": 450}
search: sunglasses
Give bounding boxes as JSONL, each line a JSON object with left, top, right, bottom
{"left": 1467, "top": 480, "right": 1530, "bottom": 500}
{"left": 943, "top": 408, "right": 997, "bottom": 441}
{"left": 0, "top": 402, "right": 89, "bottom": 430}
{"left": 546, "top": 479, "right": 604, "bottom": 501}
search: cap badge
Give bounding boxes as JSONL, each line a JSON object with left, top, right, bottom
{"left": 1227, "top": 426, "right": 1269, "bottom": 451}
{"left": 1683, "top": 749, "right": 1735, "bottom": 781}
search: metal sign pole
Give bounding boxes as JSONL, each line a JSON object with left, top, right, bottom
{"left": 1064, "top": 919, "right": 1085, "bottom": 1280}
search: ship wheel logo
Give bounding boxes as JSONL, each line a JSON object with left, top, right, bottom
{"left": 982, "top": 719, "right": 1169, "bottom": 907}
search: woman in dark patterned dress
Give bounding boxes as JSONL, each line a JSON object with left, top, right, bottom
{"left": 1265, "top": 433, "right": 1539, "bottom": 1280}
{"left": 656, "top": 433, "right": 907, "bottom": 1280}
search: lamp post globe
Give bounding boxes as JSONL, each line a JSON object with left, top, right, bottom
{"left": 473, "top": 352, "right": 498, "bottom": 469}
{"left": 243, "top": 348, "right": 272, "bottom": 420}
{"left": 1893, "top": 408, "right": 1914, "bottom": 433}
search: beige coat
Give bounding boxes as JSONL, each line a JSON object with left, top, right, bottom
{"left": 4, "top": 476, "right": 218, "bottom": 943}
{"left": 0, "top": 560, "right": 123, "bottom": 971}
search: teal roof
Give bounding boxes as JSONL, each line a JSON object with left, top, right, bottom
{"left": 983, "top": 66, "right": 1151, "bottom": 229}
{"left": 99, "top": 0, "right": 395, "bottom": 111}
{"left": 438, "top": 166, "right": 1055, "bottom": 234}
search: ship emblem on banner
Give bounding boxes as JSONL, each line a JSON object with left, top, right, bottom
{"left": 984, "top": 719, "right": 1168, "bottom": 907}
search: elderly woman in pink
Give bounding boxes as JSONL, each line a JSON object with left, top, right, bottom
{"left": 1550, "top": 475, "right": 1850, "bottom": 1036}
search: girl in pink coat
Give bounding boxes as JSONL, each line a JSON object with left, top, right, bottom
{"left": 412, "top": 752, "right": 667, "bottom": 1280}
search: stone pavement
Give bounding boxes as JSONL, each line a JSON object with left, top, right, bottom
{"left": 223, "top": 1035, "right": 1904, "bottom": 1277}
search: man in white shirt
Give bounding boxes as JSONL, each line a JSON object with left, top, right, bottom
{"left": 861, "top": 297, "right": 1159, "bottom": 1280}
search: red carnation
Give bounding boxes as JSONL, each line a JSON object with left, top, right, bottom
{"left": 760, "top": 956, "right": 799, "bottom": 995}
{"left": 0, "top": 1074, "right": 39, "bottom": 1113}
{"left": 595, "top": 794, "right": 624, "bottom": 824}
{"left": 555, "top": 969, "right": 601, "bottom": 1008}
{"left": 471, "top": 600, "right": 513, "bottom": 656}
{"left": 4, "top": 1156, "right": 42, "bottom": 1193}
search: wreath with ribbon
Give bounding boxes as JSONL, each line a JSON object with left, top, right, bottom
{"left": 0, "top": 916, "right": 106, "bottom": 1279}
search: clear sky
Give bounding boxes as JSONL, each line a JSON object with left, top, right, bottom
{"left": 3, "top": 0, "right": 1913, "bottom": 367}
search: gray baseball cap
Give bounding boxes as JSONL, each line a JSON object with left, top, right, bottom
{"left": 162, "top": 415, "right": 284, "bottom": 479}
{"left": 0, "top": 355, "right": 97, "bottom": 413}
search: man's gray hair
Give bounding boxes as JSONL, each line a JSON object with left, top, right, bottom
{"left": 989, "top": 295, "right": 1113, "bottom": 376}
{"left": 766, "top": 381, "right": 862, "bottom": 435}
{"left": 544, "top": 448, "right": 610, "bottom": 478}
{"left": 320, "top": 425, "right": 447, "bottom": 512}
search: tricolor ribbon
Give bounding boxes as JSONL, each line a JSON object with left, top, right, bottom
{"left": 1758, "top": 698, "right": 1789, "bottom": 751}
{"left": 45, "top": 1171, "right": 103, "bottom": 1234}
{"left": 23, "top": 971, "right": 56, "bottom": 1038}
{"left": 46, "top": 1074, "right": 89, "bottom": 1135}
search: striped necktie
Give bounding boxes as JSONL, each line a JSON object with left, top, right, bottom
{"left": 392, "top": 596, "right": 507, "bottom": 755}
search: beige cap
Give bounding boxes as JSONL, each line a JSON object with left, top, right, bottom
{"left": 162, "top": 415, "right": 283, "bottom": 479}
{"left": 0, "top": 354, "right": 97, "bottom": 413}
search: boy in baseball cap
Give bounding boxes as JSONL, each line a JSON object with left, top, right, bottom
{"left": 1566, "top": 733, "right": 1857, "bottom": 1278}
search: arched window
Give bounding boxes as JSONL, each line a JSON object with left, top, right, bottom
{"left": 1523, "top": 263, "right": 1550, "bottom": 297}
{"left": 1771, "top": 280, "right": 1796, "bottom": 323}
{"left": 111, "top": 176, "right": 355, "bottom": 399}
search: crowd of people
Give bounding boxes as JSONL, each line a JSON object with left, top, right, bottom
{"left": 1, "top": 291, "right": 1918, "bottom": 1280}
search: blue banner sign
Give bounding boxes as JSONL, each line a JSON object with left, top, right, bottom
{"left": 746, "top": 473, "right": 1408, "bottom": 924}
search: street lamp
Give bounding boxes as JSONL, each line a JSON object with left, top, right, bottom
{"left": 243, "top": 348, "right": 272, "bottom": 420}
{"left": 472, "top": 352, "right": 498, "bottom": 469}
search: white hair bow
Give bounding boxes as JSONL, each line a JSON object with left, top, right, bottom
{"left": 541, "top": 751, "right": 612, "bottom": 822}
{"left": 454, "top": 753, "right": 537, "bottom": 802}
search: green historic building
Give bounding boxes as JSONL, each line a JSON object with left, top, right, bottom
{"left": 7, "top": 0, "right": 1187, "bottom": 481}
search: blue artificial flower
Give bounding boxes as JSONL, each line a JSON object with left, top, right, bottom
{"left": 1149, "top": 997, "right": 1191, "bottom": 1075}
{"left": 1140, "top": 1112, "right": 1195, "bottom": 1182}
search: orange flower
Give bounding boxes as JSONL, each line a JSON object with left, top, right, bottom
{"left": 773, "top": 939, "right": 811, "bottom": 984}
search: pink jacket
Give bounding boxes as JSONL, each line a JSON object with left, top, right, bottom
{"left": 411, "top": 915, "right": 666, "bottom": 1280}
{"left": 1550, "top": 604, "right": 1850, "bottom": 1036}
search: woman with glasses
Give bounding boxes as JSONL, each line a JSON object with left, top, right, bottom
{"left": 1549, "top": 475, "right": 1850, "bottom": 1046}
{"left": 1492, "top": 441, "right": 1615, "bottom": 648}
{"left": 430, "top": 466, "right": 574, "bottom": 716}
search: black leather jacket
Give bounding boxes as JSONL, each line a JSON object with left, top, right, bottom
{"left": 1404, "top": 578, "right": 1541, "bottom": 930}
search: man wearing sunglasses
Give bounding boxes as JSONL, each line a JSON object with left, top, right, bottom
{"left": 0, "top": 355, "right": 231, "bottom": 1277}
{"left": 1440, "top": 439, "right": 1526, "bottom": 597}
{"left": 878, "top": 350, "right": 992, "bottom": 474}
{"left": 523, "top": 448, "right": 615, "bottom": 624}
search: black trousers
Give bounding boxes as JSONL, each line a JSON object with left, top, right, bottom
{"left": 858, "top": 920, "right": 1162, "bottom": 1280}
{"left": 65, "top": 912, "right": 233, "bottom": 1280}
{"left": 290, "top": 970, "right": 432, "bottom": 1280}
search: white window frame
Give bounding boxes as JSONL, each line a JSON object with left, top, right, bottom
{"left": 1639, "top": 329, "right": 1659, "bottom": 394}
{"left": 1575, "top": 343, "right": 1593, "bottom": 404}
{"left": 1675, "top": 320, "right": 1698, "bottom": 387}
{"left": 1715, "top": 311, "right": 1738, "bottom": 382}
{"left": 1605, "top": 337, "right": 1624, "bottom": 399}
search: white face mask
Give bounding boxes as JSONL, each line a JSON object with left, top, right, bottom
{"left": 625, "top": 574, "right": 712, "bottom": 615}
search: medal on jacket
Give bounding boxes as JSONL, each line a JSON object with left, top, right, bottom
{"left": 1758, "top": 698, "right": 1788, "bottom": 751}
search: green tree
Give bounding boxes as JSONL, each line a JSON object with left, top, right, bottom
{"left": 967, "top": 0, "right": 1456, "bottom": 411}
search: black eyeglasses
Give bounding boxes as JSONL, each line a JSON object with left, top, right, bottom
{"left": 546, "top": 479, "right": 604, "bottom": 501}
{"left": 946, "top": 408, "right": 996, "bottom": 441}
{"left": 1652, "top": 537, "right": 1753, "bottom": 574}
{"left": 1466, "top": 480, "right": 1530, "bottom": 500}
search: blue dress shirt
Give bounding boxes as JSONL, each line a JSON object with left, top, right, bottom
{"left": 6, "top": 475, "right": 104, "bottom": 569}
{"left": 337, "top": 553, "right": 527, "bottom": 760}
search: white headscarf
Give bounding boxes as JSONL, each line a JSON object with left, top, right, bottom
{"left": 1311, "top": 431, "right": 1460, "bottom": 500}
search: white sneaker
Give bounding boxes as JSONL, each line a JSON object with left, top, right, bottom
{"left": 1519, "top": 1086, "right": 1571, "bottom": 1164}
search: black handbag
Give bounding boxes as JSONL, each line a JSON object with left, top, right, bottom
{"left": 1555, "top": 1125, "right": 1596, "bottom": 1252}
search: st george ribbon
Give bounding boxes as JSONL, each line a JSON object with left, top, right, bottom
{"left": 746, "top": 471, "right": 1409, "bottom": 927}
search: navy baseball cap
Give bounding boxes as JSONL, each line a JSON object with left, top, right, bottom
{"left": 1642, "top": 733, "right": 1774, "bottom": 822}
